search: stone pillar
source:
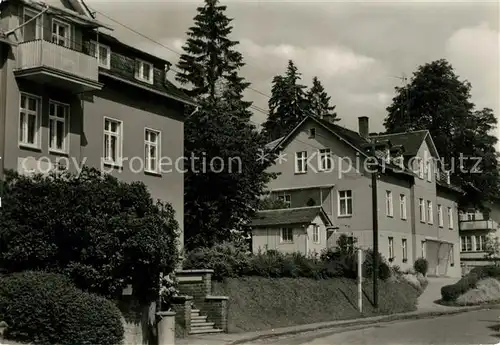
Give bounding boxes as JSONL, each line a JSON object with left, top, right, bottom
{"left": 205, "top": 296, "right": 229, "bottom": 332}
{"left": 157, "top": 311, "right": 176, "bottom": 345}
{"left": 171, "top": 295, "right": 192, "bottom": 337}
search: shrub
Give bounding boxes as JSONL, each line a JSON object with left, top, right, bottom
{"left": 0, "top": 168, "right": 179, "bottom": 300}
{"left": 362, "top": 249, "right": 392, "bottom": 281}
{"left": 441, "top": 273, "right": 481, "bottom": 301}
{"left": 0, "top": 271, "right": 123, "bottom": 345}
{"left": 414, "top": 258, "right": 429, "bottom": 276}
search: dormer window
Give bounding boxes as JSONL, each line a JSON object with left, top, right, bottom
{"left": 89, "top": 41, "right": 111, "bottom": 69}
{"left": 309, "top": 128, "right": 316, "bottom": 138}
{"left": 135, "top": 59, "right": 154, "bottom": 84}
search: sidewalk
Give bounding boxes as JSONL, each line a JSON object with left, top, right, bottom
{"left": 176, "top": 304, "right": 497, "bottom": 345}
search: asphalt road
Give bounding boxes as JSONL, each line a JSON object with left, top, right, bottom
{"left": 252, "top": 309, "right": 500, "bottom": 345}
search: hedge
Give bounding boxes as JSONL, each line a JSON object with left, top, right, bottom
{"left": 0, "top": 271, "right": 124, "bottom": 345}
{"left": 183, "top": 243, "right": 393, "bottom": 281}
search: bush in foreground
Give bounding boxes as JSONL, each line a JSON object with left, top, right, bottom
{"left": 442, "top": 265, "right": 500, "bottom": 302}
{"left": 0, "top": 271, "right": 123, "bottom": 345}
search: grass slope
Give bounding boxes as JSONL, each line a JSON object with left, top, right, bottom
{"left": 213, "top": 277, "right": 420, "bottom": 333}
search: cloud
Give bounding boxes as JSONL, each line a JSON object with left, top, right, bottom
{"left": 445, "top": 22, "right": 500, "bottom": 146}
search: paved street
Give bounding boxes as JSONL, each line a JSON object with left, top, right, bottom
{"left": 251, "top": 309, "right": 500, "bottom": 345}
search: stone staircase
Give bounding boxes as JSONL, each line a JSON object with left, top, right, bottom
{"left": 189, "top": 306, "right": 224, "bottom": 335}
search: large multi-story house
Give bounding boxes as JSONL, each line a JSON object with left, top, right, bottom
{"left": 251, "top": 114, "right": 463, "bottom": 277}
{"left": 0, "top": 0, "right": 194, "bottom": 248}
{"left": 459, "top": 203, "right": 500, "bottom": 273}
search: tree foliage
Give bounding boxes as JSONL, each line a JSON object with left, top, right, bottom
{"left": 307, "top": 76, "right": 338, "bottom": 121}
{"left": 177, "top": 0, "right": 276, "bottom": 249}
{"left": 0, "top": 167, "right": 179, "bottom": 301}
{"left": 262, "top": 60, "right": 310, "bottom": 141}
{"left": 383, "top": 59, "right": 500, "bottom": 208}
{"left": 257, "top": 197, "right": 290, "bottom": 210}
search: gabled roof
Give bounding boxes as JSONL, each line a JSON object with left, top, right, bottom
{"left": 249, "top": 206, "right": 332, "bottom": 227}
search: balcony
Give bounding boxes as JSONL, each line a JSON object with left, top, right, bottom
{"left": 14, "top": 40, "right": 103, "bottom": 93}
{"left": 459, "top": 219, "right": 499, "bottom": 231}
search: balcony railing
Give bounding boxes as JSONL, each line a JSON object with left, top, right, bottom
{"left": 15, "top": 39, "right": 99, "bottom": 82}
{"left": 459, "top": 219, "right": 499, "bottom": 231}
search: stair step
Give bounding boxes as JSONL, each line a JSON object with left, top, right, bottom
{"left": 191, "top": 322, "right": 215, "bottom": 327}
{"left": 191, "top": 309, "right": 200, "bottom": 314}
{"left": 190, "top": 325, "right": 217, "bottom": 331}
{"left": 191, "top": 315, "right": 207, "bottom": 321}
{"left": 189, "top": 328, "right": 224, "bottom": 335}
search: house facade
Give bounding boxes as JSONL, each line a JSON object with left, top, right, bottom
{"left": 258, "top": 115, "right": 462, "bottom": 277}
{"left": 0, "top": 0, "right": 192, "bottom": 247}
{"left": 459, "top": 203, "right": 500, "bottom": 272}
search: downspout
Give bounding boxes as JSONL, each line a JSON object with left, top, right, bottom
{"left": 0, "top": 43, "right": 8, "bottom": 188}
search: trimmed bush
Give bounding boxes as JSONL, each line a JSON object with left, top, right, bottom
{"left": 414, "top": 258, "right": 429, "bottom": 276}
{"left": 0, "top": 271, "right": 123, "bottom": 345}
{"left": 362, "top": 249, "right": 392, "bottom": 281}
{"left": 442, "top": 265, "right": 500, "bottom": 302}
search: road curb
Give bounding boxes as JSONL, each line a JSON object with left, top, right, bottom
{"left": 230, "top": 304, "right": 500, "bottom": 344}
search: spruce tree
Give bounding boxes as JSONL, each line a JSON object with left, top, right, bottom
{"left": 262, "top": 60, "right": 309, "bottom": 141}
{"left": 176, "top": 0, "right": 276, "bottom": 249}
{"left": 384, "top": 59, "right": 500, "bottom": 209}
{"left": 307, "top": 76, "right": 338, "bottom": 121}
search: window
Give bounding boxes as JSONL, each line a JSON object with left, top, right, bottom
{"left": 476, "top": 235, "right": 486, "bottom": 251}
{"left": 449, "top": 245, "right": 455, "bottom": 266}
{"left": 23, "top": 8, "right": 42, "bottom": 41}
{"left": 51, "top": 19, "right": 71, "bottom": 48}
{"left": 280, "top": 228, "right": 293, "bottom": 243}
{"left": 312, "top": 225, "right": 320, "bottom": 244}
{"left": 421, "top": 241, "right": 426, "bottom": 258}
{"left": 277, "top": 194, "right": 291, "bottom": 208}
{"left": 427, "top": 200, "right": 433, "bottom": 224}
{"left": 461, "top": 236, "right": 472, "bottom": 252}
{"left": 145, "top": 128, "right": 160, "bottom": 173}
{"left": 466, "top": 212, "right": 476, "bottom": 221}
{"left": 318, "top": 149, "right": 332, "bottom": 171}
{"left": 19, "top": 93, "right": 40, "bottom": 148}
{"left": 309, "top": 128, "right": 316, "bottom": 138}
{"left": 48, "top": 101, "right": 69, "bottom": 153}
{"left": 419, "top": 198, "right": 425, "bottom": 222}
{"left": 338, "top": 190, "right": 353, "bottom": 217}
{"left": 415, "top": 158, "right": 424, "bottom": 179}
{"left": 89, "top": 41, "right": 111, "bottom": 69}
{"left": 400, "top": 194, "right": 407, "bottom": 220}
{"left": 388, "top": 237, "right": 394, "bottom": 259}
{"left": 135, "top": 59, "right": 154, "bottom": 84}
{"left": 448, "top": 207, "right": 454, "bottom": 229}
{"left": 385, "top": 191, "right": 393, "bottom": 217}
{"left": 438, "top": 204, "right": 444, "bottom": 227}
{"left": 402, "top": 239, "right": 408, "bottom": 262}
{"left": 103, "top": 117, "right": 123, "bottom": 166}
{"left": 446, "top": 171, "right": 451, "bottom": 184}
{"left": 295, "top": 151, "right": 307, "bottom": 173}
{"left": 426, "top": 159, "right": 432, "bottom": 181}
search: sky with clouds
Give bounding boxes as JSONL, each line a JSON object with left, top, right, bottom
{"left": 85, "top": 0, "right": 499, "bottom": 143}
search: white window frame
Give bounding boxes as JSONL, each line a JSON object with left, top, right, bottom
{"left": 421, "top": 240, "right": 426, "bottom": 258}
{"left": 476, "top": 235, "right": 486, "bottom": 251}
{"left": 103, "top": 117, "right": 123, "bottom": 167}
{"left": 338, "top": 190, "right": 353, "bottom": 217}
{"left": 135, "top": 58, "right": 154, "bottom": 84}
{"left": 388, "top": 237, "right": 394, "bottom": 259}
{"left": 89, "top": 40, "right": 111, "bottom": 69}
{"left": 461, "top": 236, "right": 472, "bottom": 252}
{"left": 295, "top": 151, "right": 307, "bottom": 174}
{"left": 18, "top": 92, "right": 41, "bottom": 149}
{"left": 450, "top": 245, "right": 455, "bottom": 266}
{"left": 427, "top": 200, "right": 433, "bottom": 224}
{"left": 427, "top": 159, "right": 432, "bottom": 181}
{"left": 51, "top": 18, "right": 71, "bottom": 48}
{"left": 312, "top": 225, "right": 320, "bottom": 244}
{"left": 385, "top": 190, "right": 393, "bottom": 217}
{"left": 402, "top": 238, "right": 408, "bottom": 262}
{"left": 446, "top": 171, "right": 451, "bottom": 184}
{"left": 48, "top": 100, "right": 70, "bottom": 154}
{"left": 448, "top": 207, "right": 454, "bottom": 229}
{"left": 144, "top": 128, "right": 161, "bottom": 174}
{"left": 280, "top": 228, "right": 293, "bottom": 243}
{"left": 277, "top": 193, "right": 291, "bottom": 208}
{"left": 466, "top": 212, "right": 476, "bottom": 221}
{"left": 22, "top": 7, "right": 42, "bottom": 41}
{"left": 415, "top": 157, "right": 424, "bottom": 179}
{"left": 438, "top": 204, "right": 444, "bottom": 227}
{"left": 318, "top": 148, "right": 332, "bottom": 171}
{"left": 400, "top": 194, "right": 407, "bottom": 220}
{"left": 419, "top": 198, "right": 425, "bottom": 223}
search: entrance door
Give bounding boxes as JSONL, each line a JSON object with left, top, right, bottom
{"left": 426, "top": 240, "right": 439, "bottom": 276}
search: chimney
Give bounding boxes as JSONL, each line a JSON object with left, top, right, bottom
{"left": 358, "top": 116, "right": 369, "bottom": 139}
